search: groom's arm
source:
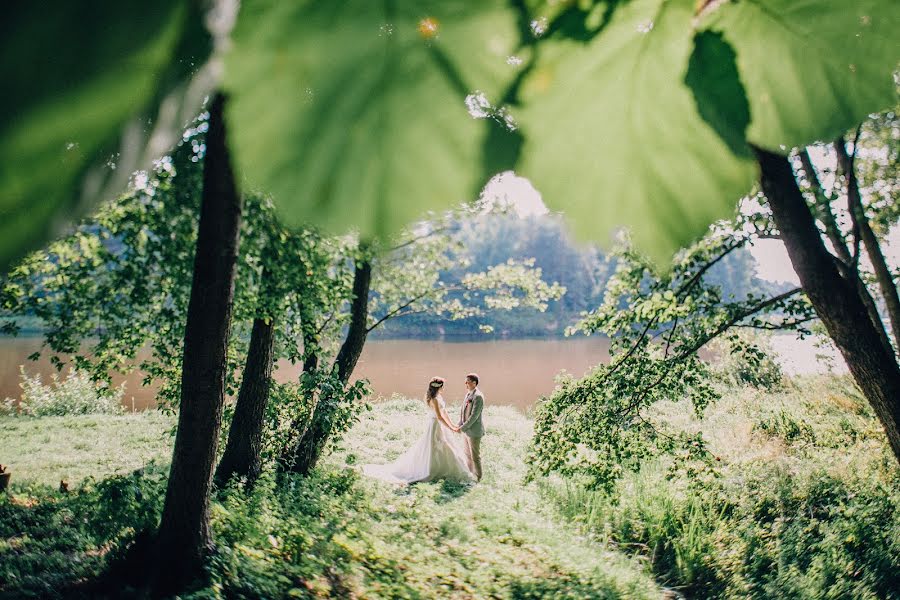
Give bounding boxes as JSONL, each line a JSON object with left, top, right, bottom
{"left": 459, "top": 394, "right": 483, "bottom": 433}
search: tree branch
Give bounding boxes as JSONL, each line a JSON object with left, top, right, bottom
{"left": 798, "top": 148, "right": 854, "bottom": 270}
{"left": 835, "top": 135, "right": 900, "bottom": 354}
{"left": 387, "top": 224, "right": 453, "bottom": 253}
{"left": 366, "top": 289, "right": 435, "bottom": 333}
{"left": 616, "top": 288, "right": 804, "bottom": 417}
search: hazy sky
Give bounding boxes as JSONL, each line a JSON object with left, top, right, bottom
{"left": 490, "top": 167, "right": 899, "bottom": 287}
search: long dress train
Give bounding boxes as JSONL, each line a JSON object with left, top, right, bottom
{"left": 363, "top": 396, "right": 474, "bottom": 485}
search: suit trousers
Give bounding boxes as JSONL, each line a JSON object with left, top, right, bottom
{"left": 464, "top": 435, "right": 482, "bottom": 481}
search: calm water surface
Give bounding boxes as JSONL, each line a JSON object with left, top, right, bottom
{"left": 0, "top": 335, "right": 846, "bottom": 413}
{"left": 0, "top": 338, "right": 611, "bottom": 413}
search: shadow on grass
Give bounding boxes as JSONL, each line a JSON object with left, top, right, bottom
{"left": 505, "top": 573, "right": 626, "bottom": 600}
{"left": 434, "top": 479, "right": 474, "bottom": 503}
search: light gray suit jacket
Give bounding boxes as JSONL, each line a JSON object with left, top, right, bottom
{"left": 459, "top": 388, "right": 485, "bottom": 438}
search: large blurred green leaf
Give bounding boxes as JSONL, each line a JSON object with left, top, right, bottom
{"left": 517, "top": 0, "right": 756, "bottom": 263}
{"left": 699, "top": 0, "right": 900, "bottom": 151}
{"left": 0, "top": 1, "right": 212, "bottom": 272}
{"left": 225, "top": 0, "right": 522, "bottom": 238}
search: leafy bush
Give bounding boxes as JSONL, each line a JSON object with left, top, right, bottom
{"left": 260, "top": 380, "right": 316, "bottom": 465}
{"left": 545, "top": 462, "right": 900, "bottom": 599}
{"left": 0, "top": 464, "right": 167, "bottom": 599}
{"left": 2, "top": 367, "right": 124, "bottom": 417}
{"left": 0, "top": 466, "right": 413, "bottom": 599}
{"left": 714, "top": 332, "right": 785, "bottom": 391}
{"left": 754, "top": 409, "right": 816, "bottom": 444}
{"left": 542, "top": 374, "right": 900, "bottom": 599}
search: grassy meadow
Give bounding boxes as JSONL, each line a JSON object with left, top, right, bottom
{"left": 1, "top": 377, "right": 899, "bottom": 598}
{"left": 0, "top": 401, "right": 660, "bottom": 599}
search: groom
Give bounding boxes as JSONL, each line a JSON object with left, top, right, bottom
{"left": 458, "top": 373, "right": 485, "bottom": 481}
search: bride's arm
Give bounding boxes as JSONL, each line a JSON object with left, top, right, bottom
{"left": 430, "top": 398, "right": 458, "bottom": 431}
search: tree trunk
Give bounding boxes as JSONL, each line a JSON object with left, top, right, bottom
{"left": 281, "top": 254, "right": 372, "bottom": 476}
{"left": 152, "top": 93, "right": 242, "bottom": 595}
{"left": 755, "top": 147, "right": 900, "bottom": 465}
{"left": 795, "top": 148, "right": 892, "bottom": 352}
{"left": 214, "top": 313, "right": 276, "bottom": 489}
{"left": 834, "top": 137, "right": 900, "bottom": 353}
{"left": 335, "top": 254, "right": 372, "bottom": 382}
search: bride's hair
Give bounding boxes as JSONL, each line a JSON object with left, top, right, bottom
{"left": 425, "top": 376, "right": 444, "bottom": 402}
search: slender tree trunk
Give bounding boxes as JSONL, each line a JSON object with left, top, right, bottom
{"left": 335, "top": 254, "right": 372, "bottom": 382}
{"left": 281, "top": 254, "right": 372, "bottom": 475}
{"left": 214, "top": 312, "right": 276, "bottom": 489}
{"left": 798, "top": 148, "right": 895, "bottom": 354}
{"left": 834, "top": 137, "right": 900, "bottom": 353}
{"left": 755, "top": 147, "right": 900, "bottom": 465}
{"left": 152, "top": 93, "right": 242, "bottom": 595}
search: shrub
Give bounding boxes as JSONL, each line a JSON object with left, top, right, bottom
{"left": 715, "top": 332, "right": 784, "bottom": 391}
{"left": 2, "top": 367, "right": 124, "bottom": 417}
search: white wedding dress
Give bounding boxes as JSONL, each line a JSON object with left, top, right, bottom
{"left": 363, "top": 395, "right": 475, "bottom": 485}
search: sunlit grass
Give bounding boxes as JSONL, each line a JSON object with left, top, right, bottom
{"left": 542, "top": 375, "right": 900, "bottom": 597}
{"left": 0, "top": 412, "right": 173, "bottom": 487}
{"left": 1, "top": 400, "right": 661, "bottom": 598}
{"left": 332, "top": 399, "right": 660, "bottom": 597}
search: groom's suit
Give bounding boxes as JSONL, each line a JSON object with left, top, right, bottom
{"left": 459, "top": 387, "right": 485, "bottom": 480}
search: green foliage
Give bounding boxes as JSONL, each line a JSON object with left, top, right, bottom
{"left": 4, "top": 1, "right": 899, "bottom": 270}
{"left": 698, "top": 0, "right": 900, "bottom": 150}
{"left": 518, "top": 0, "right": 756, "bottom": 263}
{"left": 262, "top": 381, "right": 316, "bottom": 467}
{"left": 0, "top": 126, "right": 355, "bottom": 411}
{"left": 516, "top": 0, "right": 899, "bottom": 261}
{"left": 0, "top": 463, "right": 168, "bottom": 599}
{"left": 373, "top": 230, "right": 566, "bottom": 331}
{"left": 0, "top": 1, "right": 212, "bottom": 271}
{"left": 543, "top": 379, "right": 900, "bottom": 598}
{"left": 0, "top": 404, "right": 662, "bottom": 598}
{"left": 224, "top": 0, "right": 522, "bottom": 239}
{"left": 712, "top": 331, "right": 785, "bottom": 391}
{"left": 1, "top": 367, "right": 124, "bottom": 417}
{"left": 850, "top": 105, "right": 899, "bottom": 237}
{"left": 0, "top": 134, "right": 205, "bottom": 408}
{"left": 528, "top": 218, "right": 815, "bottom": 490}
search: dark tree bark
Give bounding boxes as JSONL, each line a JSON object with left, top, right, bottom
{"left": 280, "top": 253, "right": 372, "bottom": 475}
{"left": 334, "top": 254, "right": 372, "bottom": 382}
{"left": 214, "top": 311, "right": 276, "bottom": 489}
{"left": 834, "top": 137, "right": 900, "bottom": 353}
{"left": 152, "top": 93, "right": 242, "bottom": 595}
{"left": 756, "top": 147, "right": 900, "bottom": 465}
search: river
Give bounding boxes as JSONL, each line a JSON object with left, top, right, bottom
{"left": 0, "top": 335, "right": 845, "bottom": 413}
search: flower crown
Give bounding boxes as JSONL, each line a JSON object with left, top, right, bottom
{"left": 429, "top": 380, "right": 444, "bottom": 389}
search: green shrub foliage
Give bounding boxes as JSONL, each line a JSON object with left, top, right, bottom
{"left": 1, "top": 367, "right": 124, "bottom": 417}
{"left": 529, "top": 219, "right": 814, "bottom": 491}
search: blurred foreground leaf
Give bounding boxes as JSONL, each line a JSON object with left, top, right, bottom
{"left": 225, "top": 0, "right": 522, "bottom": 239}
{"left": 0, "top": 0, "right": 212, "bottom": 271}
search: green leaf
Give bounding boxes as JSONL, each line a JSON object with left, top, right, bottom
{"left": 698, "top": 0, "right": 900, "bottom": 150}
{"left": 685, "top": 30, "right": 751, "bottom": 159}
{"left": 517, "top": 0, "right": 756, "bottom": 264}
{"left": 0, "top": 1, "right": 212, "bottom": 272}
{"left": 224, "top": 0, "right": 522, "bottom": 239}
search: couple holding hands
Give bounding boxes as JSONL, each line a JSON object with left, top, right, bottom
{"left": 363, "top": 373, "right": 485, "bottom": 485}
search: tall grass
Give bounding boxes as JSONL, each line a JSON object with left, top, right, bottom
{"left": 542, "top": 375, "right": 900, "bottom": 598}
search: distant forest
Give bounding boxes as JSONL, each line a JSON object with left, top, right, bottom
{"left": 374, "top": 213, "right": 795, "bottom": 339}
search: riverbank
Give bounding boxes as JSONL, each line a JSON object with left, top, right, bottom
{"left": 0, "top": 402, "right": 660, "bottom": 599}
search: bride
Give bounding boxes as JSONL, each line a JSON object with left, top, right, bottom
{"left": 363, "top": 376, "right": 474, "bottom": 485}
